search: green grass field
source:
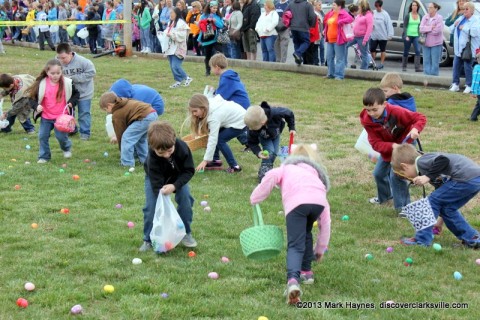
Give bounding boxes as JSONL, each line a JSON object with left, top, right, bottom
{"left": 1, "top": 46, "right": 479, "bottom": 319}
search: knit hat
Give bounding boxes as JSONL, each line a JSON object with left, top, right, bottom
{"left": 210, "top": 1, "right": 218, "bottom": 6}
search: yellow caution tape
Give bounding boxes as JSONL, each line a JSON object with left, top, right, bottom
{"left": 0, "top": 20, "right": 128, "bottom": 27}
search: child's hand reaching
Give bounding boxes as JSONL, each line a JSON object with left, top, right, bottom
{"left": 161, "top": 184, "right": 176, "bottom": 195}
{"left": 36, "top": 105, "right": 43, "bottom": 113}
{"left": 408, "top": 128, "right": 420, "bottom": 140}
{"left": 289, "top": 130, "right": 296, "bottom": 136}
{"left": 413, "top": 175, "right": 430, "bottom": 186}
{"left": 196, "top": 160, "right": 207, "bottom": 172}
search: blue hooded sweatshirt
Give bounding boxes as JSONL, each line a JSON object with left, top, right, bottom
{"left": 110, "top": 79, "right": 164, "bottom": 115}
{"left": 215, "top": 70, "right": 250, "bottom": 109}
{"left": 387, "top": 92, "right": 416, "bottom": 112}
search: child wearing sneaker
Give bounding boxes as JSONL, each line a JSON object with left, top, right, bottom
{"left": 468, "top": 48, "right": 480, "bottom": 121}
{"left": 28, "top": 59, "right": 79, "bottom": 164}
{"left": 139, "top": 120, "right": 197, "bottom": 252}
{"left": 99, "top": 91, "right": 157, "bottom": 167}
{"left": 188, "top": 93, "right": 246, "bottom": 173}
{"left": 165, "top": 8, "right": 193, "bottom": 89}
{"left": 244, "top": 102, "right": 296, "bottom": 182}
{"left": 360, "top": 88, "right": 426, "bottom": 212}
{"left": 250, "top": 144, "right": 331, "bottom": 305}
{"left": 392, "top": 144, "right": 480, "bottom": 248}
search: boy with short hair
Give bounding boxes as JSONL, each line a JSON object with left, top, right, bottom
{"left": 360, "top": 88, "right": 426, "bottom": 213}
{"left": 139, "top": 120, "right": 196, "bottom": 252}
{"left": 244, "top": 102, "right": 295, "bottom": 182}
{"left": 392, "top": 143, "right": 480, "bottom": 248}
{"left": 380, "top": 72, "right": 417, "bottom": 112}
{"left": 99, "top": 91, "right": 157, "bottom": 167}
{"left": 0, "top": 73, "right": 36, "bottom": 134}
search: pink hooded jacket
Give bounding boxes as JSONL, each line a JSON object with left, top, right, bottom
{"left": 250, "top": 156, "right": 331, "bottom": 255}
{"left": 323, "top": 8, "right": 354, "bottom": 45}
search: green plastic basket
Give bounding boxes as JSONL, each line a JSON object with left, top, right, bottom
{"left": 240, "top": 205, "right": 284, "bottom": 261}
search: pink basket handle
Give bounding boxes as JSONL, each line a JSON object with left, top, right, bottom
{"left": 288, "top": 132, "right": 294, "bottom": 155}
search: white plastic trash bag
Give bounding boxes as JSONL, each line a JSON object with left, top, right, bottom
{"left": 105, "top": 114, "right": 115, "bottom": 138}
{"left": 401, "top": 197, "right": 437, "bottom": 232}
{"left": 150, "top": 194, "right": 186, "bottom": 253}
{"left": 355, "top": 129, "right": 380, "bottom": 162}
{"left": 77, "top": 27, "right": 89, "bottom": 39}
{"left": 0, "top": 99, "right": 9, "bottom": 129}
{"left": 157, "top": 31, "right": 170, "bottom": 53}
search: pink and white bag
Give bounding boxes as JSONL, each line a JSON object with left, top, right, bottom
{"left": 54, "top": 105, "right": 76, "bottom": 133}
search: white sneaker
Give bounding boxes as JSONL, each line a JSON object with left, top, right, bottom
{"left": 144, "top": 47, "right": 151, "bottom": 54}
{"left": 140, "top": 48, "right": 146, "bottom": 53}
{"left": 63, "top": 151, "right": 72, "bottom": 158}
{"left": 181, "top": 233, "right": 197, "bottom": 248}
{"left": 449, "top": 83, "right": 460, "bottom": 92}
{"left": 464, "top": 86, "right": 471, "bottom": 94}
{"left": 169, "top": 81, "right": 182, "bottom": 89}
{"left": 184, "top": 77, "right": 193, "bottom": 87}
{"left": 37, "top": 159, "right": 48, "bottom": 164}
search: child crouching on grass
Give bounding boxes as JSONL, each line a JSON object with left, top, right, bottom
{"left": 99, "top": 92, "right": 157, "bottom": 167}
{"left": 250, "top": 144, "right": 331, "bottom": 305}
{"left": 244, "top": 102, "right": 296, "bottom": 182}
{"left": 139, "top": 121, "right": 196, "bottom": 252}
{"left": 392, "top": 144, "right": 480, "bottom": 248}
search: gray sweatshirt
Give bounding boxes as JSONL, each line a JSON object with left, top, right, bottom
{"left": 59, "top": 52, "right": 96, "bottom": 100}
{"left": 371, "top": 9, "right": 394, "bottom": 40}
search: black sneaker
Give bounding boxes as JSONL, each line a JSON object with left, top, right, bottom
{"left": 226, "top": 165, "right": 242, "bottom": 173}
{"left": 205, "top": 160, "right": 224, "bottom": 170}
{"left": 462, "top": 235, "right": 480, "bottom": 249}
{"left": 293, "top": 53, "right": 302, "bottom": 65}
{"left": 242, "top": 146, "right": 251, "bottom": 153}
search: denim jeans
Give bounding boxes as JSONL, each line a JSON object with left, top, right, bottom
{"left": 414, "top": 177, "right": 480, "bottom": 245}
{"left": 259, "top": 134, "right": 280, "bottom": 165}
{"left": 286, "top": 204, "right": 324, "bottom": 282}
{"left": 222, "top": 43, "right": 231, "bottom": 58}
{"left": 38, "top": 118, "right": 72, "bottom": 160}
{"left": 120, "top": 112, "right": 157, "bottom": 166}
{"left": 140, "top": 27, "right": 151, "bottom": 50}
{"left": 77, "top": 99, "right": 92, "bottom": 137}
{"left": 1, "top": 115, "right": 35, "bottom": 133}
{"left": 51, "top": 30, "right": 59, "bottom": 44}
{"left": 319, "top": 38, "right": 325, "bottom": 65}
{"left": 423, "top": 45, "right": 442, "bottom": 76}
{"left": 212, "top": 126, "right": 245, "bottom": 167}
{"left": 230, "top": 40, "right": 242, "bottom": 59}
{"left": 59, "top": 28, "right": 68, "bottom": 43}
{"left": 403, "top": 36, "right": 421, "bottom": 56}
{"left": 168, "top": 55, "right": 188, "bottom": 82}
{"left": 291, "top": 30, "right": 310, "bottom": 57}
{"left": 351, "top": 36, "right": 369, "bottom": 69}
{"left": 260, "top": 35, "right": 277, "bottom": 62}
{"left": 452, "top": 55, "right": 473, "bottom": 87}
{"left": 326, "top": 42, "right": 347, "bottom": 79}
{"left": 143, "top": 175, "right": 195, "bottom": 241}
{"left": 38, "top": 31, "right": 54, "bottom": 50}
{"left": 373, "top": 156, "right": 410, "bottom": 210}
{"left": 275, "top": 29, "right": 290, "bottom": 63}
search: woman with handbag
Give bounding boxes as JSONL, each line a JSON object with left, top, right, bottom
{"left": 198, "top": 1, "right": 224, "bottom": 76}
{"left": 186, "top": 1, "right": 202, "bottom": 56}
{"left": 401, "top": 0, "right": 422, "bottom": 72}
{"left": 228, "top": 1, "right": 243, "bottom": 59}
{"left": 449, "top": 2, "right": 480, "bottom": 94}
{"left": 419, "top": 2, "right": 444, "bottom": 76}
{"left": 255, "top": 0, "right": 278, "bottom": 62}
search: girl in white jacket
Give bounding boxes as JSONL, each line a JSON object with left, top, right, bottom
{"left": 165, "top": 8, "right": 193, "bottom": 88}
{"left": 255, "top": 0, "right": 279, "bottom": 62}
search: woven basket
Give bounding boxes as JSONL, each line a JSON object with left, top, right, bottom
{"left": 180, "top": 117, "right": 208, "bottom": 151}
{"left": 240, "top": 205, "right": 284, "bottom": 261}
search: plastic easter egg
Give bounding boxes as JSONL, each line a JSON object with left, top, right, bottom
{"left": 165, "top": 241, "right": 173, "bottom": 251}
{"left": 208, "top": 272, "right": 219, "bottom": 279}
{"left": 124, "top": 172, "right": 131, "bottom": 176}
{"left": 204, "top": 206, "right": 211, "bottom": 212}
{"left": 72, "top": 175, "right": 80, "bottom": 180}
{"left": 62, "top": 163, "right": 67, "bottom": 168}
{"left": 453, "top": 271, "right": 462, "bottom": 280}
{"left": 313, "top": 221, "right": 318, "bottom": 228}
{"left": 258, "top": 317, "right": 269, "bottom": 320}
{"left": 188, "top": 251, "right": 196, "bottom": 257}
{"left": 70, "top": 304, "right": 83, "bottom": 314}
{"left": 25, "top": 161, "right": 31, "bottom": 165}
{"left": 115, "top": 204, "right": 123, "bottom": 209}
{"left": 25, "top": 145, "right": 31, "bottom": 150}
{"left": 132, "top": 258, "right": 142, "bottom": 265}
{"left": 262, "top": 150, "right": 269, "bottom": 156}
{"left": 103, "top": 285, "right": 115, "bottom": 293}
{"left": 14, "top": 185, "right": 21, "bottom": 190}
{"left": 200, "top": 201, "right": 208, "bottom": 207}
{"left": 16, "top": 298, "right": 28, "bottom": 308}
{"left": 433, "top": 227, "right": 440, "bottom": 235}
{"left": 103, "top": 152, "right": 109, "bottom": 157}
{"left": 161, "top": 293, "right": 169, "bottom": 298}
{"left": 432, "top": 243, "right": 442, "bottom": 251}
{"left": 31, "top": 223, "right": 38, "bottom": 229}
{"left": 59, "top": 168, "right": 65, "bottom": 173}
{"left": 365, "top": 253, "right": 373, "bottom": 261}
{"left": 127, "top": 221, "right": 134, "bottom": 228}
{"left": 386, "top": 247, "right": 393, "bottom": 253}
{"left": 476, "top": 259, "right": 480, "bottom": 266}
{"left": 405, "top": 257, "right": 413, "bottom": 265}
{"left": 221, "top": 256, "right": 230, "bottom": 263}
{"left": 24, "top": 282, "right": 35, "bottom": 291}
{"left": 341, "top": 215, "right": 350, "bottom": 221}
{"left": 129, "top": 167, "right": 135, "bottom": 173}
{"left": 84, "top": 159, "right": 91, "bottom": 163}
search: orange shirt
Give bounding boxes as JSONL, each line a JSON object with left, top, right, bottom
{"left": 326, "top": 12, "right": 339, "bottom": 43}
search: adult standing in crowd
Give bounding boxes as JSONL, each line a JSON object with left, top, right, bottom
{"left": 323, "top": 0, "right": 353, "bottom": 79}
{"left": 351, "top": 0, "right": 373, "bottom": 70}
{"left": 228, "top": 1, "right": 243, "bottom": 59}
{"left": 288, "top": 0, "right": 316, "bottom": 65}
{"left": 56, "top": 43, "right": 96, "bottom": 140}
{"left": 139, "top": 0, "right": 153, "bottom": 53}
{"left": 369, "top": 0, "right": 393, "bottom": 69}
{"left": 186, "top": 1, "right": 202, "bottom": 56}
{"left": 445, "top": 0, "right": 466, "bottom": 48}
{"left": 255, "top": 0, "right": 278, "bottom": 62}
{"left": 449, "top": 1, "right": 480, "bottom": 94}
{"left": 420, "top": 2, "right": 444, "bottom": 76}
{"left": 274, "top": 0, "right": 290, "bottom": 63}
{"left": 160, "top": 0, "right": 173, "bottom": 31}
{"left": 241, "top": 0, "right": 261, "bottom": 61}
{"left": 401, "top": 0, "right": 422, "bottom": 72}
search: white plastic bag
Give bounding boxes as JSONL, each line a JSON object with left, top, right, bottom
{"left": 77, "top": 27, "right": 89, "bottom": 39}
{"left": 150, "top": 194, "right": 186, "bottom": 253}
{"left": 354, "top": 129, "right": 380, "bottom": 162}
{"left": 157, "top": 31, "right": 170, "bottom": 53}
{"left": 105, "top": 114, "right": 115, "bottom": 138}
{"left": 0, "top": 99, "right": 9, "bottom": 129}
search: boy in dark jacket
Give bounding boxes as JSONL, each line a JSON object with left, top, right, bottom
{"left": 140, "top": 120, "right": 196, "bottom": 252}
{"left": 244, "top": 102, "right": 295, "bottom": 182}
{"left": 392, "top": 143, "right": 480, "bottom": 248}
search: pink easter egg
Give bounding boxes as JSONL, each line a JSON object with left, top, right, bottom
{"left": 221, "top": 256, "right": 230, "bottom": 263}
{"left": 208, "top": 272, "right": 219, "bottom": 279}
{"left": 127, "top": 221, "right": 135, "bottom": 228}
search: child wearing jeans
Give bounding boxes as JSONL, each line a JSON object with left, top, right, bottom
{"left": 250, "top": 144, "right": 331, "bottom": 305}
{"left": 28, "top": 59, "right": 79, "bottom": 163}
{"left": 99, "top": 92, "right": 157, "bottom": 167}
{"left": 244, "top": 102, "right": 296, "bottom": 182}
{"left": 469, "top": 49, "right": 480, "bottom": 121}
{"left": 392, "top": 144, "right": 480, "bottom": 248}
{"left": 139, "top": 120, "right": 197, "bottom": 252}
{"left": 360, "top": 88, "right": 427, "bottom": 213}
{"left": 188, "top": 93, "right": 246, "bottom": 173}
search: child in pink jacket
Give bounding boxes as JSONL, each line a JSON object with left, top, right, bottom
{"left": 250, "top": 143, "right": 331, "bottom": 305}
